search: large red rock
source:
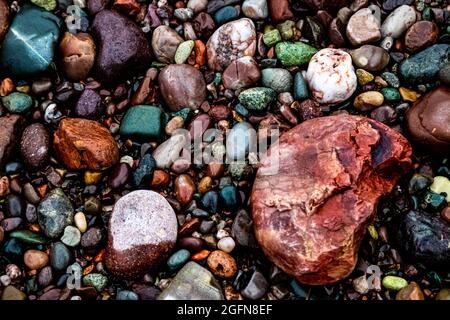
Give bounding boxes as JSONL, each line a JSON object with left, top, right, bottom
{"left": 54, "top": 118, "right": 119, "bottom": 170}
{"left": 251, "top": 115, "right": 412, "bottom": 285}
{"left": 0, "top": 115, "right": 25, "bottom": 168}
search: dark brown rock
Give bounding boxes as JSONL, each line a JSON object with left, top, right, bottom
{"left": 192, "top": 12, "right": 216, "bottom": 39}
{"left": 105, "top": 190, "right": 177, "bottom": 278}
{"left": 59, "top": 32, "right": 96, "bottom": 81}
{"left": 404, "top": 21, "right": 439, "bottom": 53}
{"left": 222, "top": 56, "right": 261, "bottom": 91}
{"left": 158, "top": 64, "right": 206, "bottom": 111}
{"left": 406, "top": 86, "right": 450, "bottom": 153}
{"left": 0, "top": 0, "right": 9, "bottom": 42}
{"left": 91, "top": 10, "right": 151, "bottom": 84}
{"left": 20, "top": 123, "right": 50, "bottom": 169}
{"left": 0, "top": 115, "right": 25, "bottom": 168}
{"left": 175, "top": 174, "right": 196, "bottom": 206}
{"left": 54, "top": 118, "right": 119, "bottom": 170}
{"left": 267, "top": 0, "right": 293, "bottom": 23}
{"left": 251, "top": 115, "right": 412, "bottom": 285}
{"left": 328, "top": 17, "right": 346, "bottom": 47}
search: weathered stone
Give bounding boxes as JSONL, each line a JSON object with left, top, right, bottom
{"left": 0, "top": 115, "right": 25, "bottom": 168}
{"left": 20, "top": 123, "right": 50, "bottom": 169}
{"left": 251, "top": 115, "right": 412, "bottom": 285}
{"left": 59, "top": 32, "right": 96, "bottom": 81}
{"left": 351, "top": 45, "right": 390, "bottom": 72}
{"left": 381, "top": 5, "right": 416, "bottom": 39}
{"left": 346, "top": 7, "right": 381, "bottom": 46}
{"left": 222, "top": 56, "right": 261, "bottom": 90}
{"left": 404, "top": 21, "right": 439, "bottom": 53}
{"left": 151, "top": 26, "right": 183, "bottom": 64}
{"left": 0, "top": 0, "right": 9, "bottom": 43}
{"left": 74, "top": 89, "right": 102, "bottom": 118}
{"left": 38, "top": 188, "right": 74, "bottom": 239}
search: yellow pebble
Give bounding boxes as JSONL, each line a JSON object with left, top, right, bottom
{"left": 399, "top": 87, "right": 419, "bottom": 102}
{"left": 15, "top": 85, "right": 30, "bottom": 94}
{"left": 84, "top": 171, "right": 102, "bottom": 185}
{"left": 367, "top": 225, "right": 379, "bottom": 240}
{"left": 430, "top": 176, "right": 450, "bottom": 202}
{"left": 74, "top": 212, "right": 87, "bottom": 233}
{"left": 198, "top": 176, "right": 213, "bottom": 194}
{"left": 356, "top": 69, "right": 374, "bottom": 86}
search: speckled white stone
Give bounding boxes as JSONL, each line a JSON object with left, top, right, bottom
{"left": 306, "top": 48, "right": 357, "bottom": 105}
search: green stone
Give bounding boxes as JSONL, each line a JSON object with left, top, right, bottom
{"left": 9, "top": 230, "right": 47, "bottom": 245}
{"left": 238, "top": 87, "right": 276, "bottom": 111}
{"left": 219, "top": 185, "right": 240, "bottom": 210}
{"left": 261, "top": 68, "right": 293, "bottom": 93}
{"left": 380, "top": 87, "right": 401, "bottom": 102}
{"left": 276, "top": 20, "right": 296, "bottom": 40}
{"left": 263, "top": 29, "right": 282, "bottom": 47}
{"left": 381, "top": 72, "right": 400, "bottom": 88}
{"left": 175, "top": 40, "right": 195, "bottom": 64}
{"left": 120, "top": 105, "right": 163, "bottom": 140}
{"left": 356, "top": 69, "right": 374, "bottom": 86}
{"left": 1, "top": 92, "right": 33, "bottom": 113}
{"left": 382, "top": 276, "right": 408, "bottom": 291}
{"left": 1, "top": 286, "right": 27, "bottom": 300}
{"left": 83, "top": 273, "right": 108, "bottom": 292}
{"left": 293, "top": 72, "right": 309, "bottom": 100}
{"left": 61, "top": 226, "right": 81, "bottom": 247}
{"left": 167, "top": 249, "right": 191, "bottom": 271}
{"left": 422, "top": 7, "right": 432, "bottom": 21}
{"left": 31, "top": 0, "right": 57, "bottom": 11}
{"left": 275, "top": 42, "right": 318, "bottom": 67}
{"left": 0, "top": 5, "right": 61, "bottom": 78}
{"left": 171, "top": 107, "right": 193, "bottom": 122}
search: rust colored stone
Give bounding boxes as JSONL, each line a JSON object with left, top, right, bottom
{"left": 59, "top": 32, "right": 96, "bottom": 81}
{"left": 0, "top": 176, "right": 9, "bottom": 198}
{"left": 404, "top": 21, "right": 439, "bottom": 53}
{"left": 251, "top": 115, "right": 412, "bottom": 285}
{"left": 0, "top": 115, "right": 25, "bottom": 168}
{"left": 268, "top": 0, "right": 293, "bottom": 23}
{"left": 151, "top": 169, "right": 171, "bottom": 188}
{"left": 0, "top": 78, "right": 14, "bottom": 97}
{"left": 175, "top": 174, "right": 196, "bottom": 205}
{"left": 112, "top": 0, "right": 141, "bottom": 16}
{"left": 178, "top": 217, "right": 201, "bottom": 237}
{"left": 207, "top": 250, "right": 237, "bottom": 278}
{"left": 54, "top": 118, "right": 119, "bottom": 171}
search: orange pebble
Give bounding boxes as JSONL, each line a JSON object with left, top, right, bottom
{"left": 36, "top": 184, "right": 48, "bottom": 198}
{"left": 194, "top": 40, "right": 206, "bottom": 66}
{"left": 94, "top": 249, "right": 105, "bottom": 263}
{"left": 191, "top": 249, "right": 210, "bottom": 261}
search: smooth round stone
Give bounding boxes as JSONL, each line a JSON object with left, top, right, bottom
{"left": 83, "top": 273, "right": 108, "bottom": 292}
{"left": 382, "top": 276, "right": 408, "bottom": 291}
{"left": 74, "top": 89, "right": 102, "bottom": 118}
{"left": 436, "top": 288, "right": 450, "bottom": 300}
{"left": 108, "top": 163, "right": 130, "bottom": 189}
{"left": 38, "top": 266, "right": 53, "bottom": 287}
{"left": 207, "top": 18, "right": 256, "bottom": 71}
{"left": 207, "top": 250, "right": 237, "bottom": 278}
{"left": 219, "top": 185, "right": 241, "bottom": 211}
{"left": 151, "top": 25, "right": 183, "bottom": 64}
{"left": 152, "top": 134, "right": 187, "bottom": 169}
{"left": 1, "top": 217, "right": 22, "bottom": 232}
{"left": 1, "top": 93, "right": 33, "bottom": 113}
{"left": 399, "top": 44, "right": 450, "bottom": 85}
{"left": 61, "top": 226, "right": 81, "bottom": 247}
{"left": 91, "top": 10, "right": 151, "bottom": 83}
{"left": 120, "top": 105, "right": 163, "bottom": 140}
{"left": 380, "top": 87, "right": 401, "bottom": 102}
{"left": 187, "top": 0, "right": 208, "bottom": 13}
{"left": 50, "top": 242, "right": 73, "bottom": 272}
{"left": 242, "top": 0, "right": 268, "bottom": 19}
{"left": 306, "top": 48, "right": 357, "bottom": 104}
{"left": 346, "top": 6, "right": 381, "bottom": 46}
{"left": 217, "top": 237, "right": 235, "bottom": 253}
{"left": 200, "top": 191, "right": 219, "bottom": 213}
{"left": 405, "top": 21, "right": 439, "bottom": 53}
{"left": 24, "top": 249, "right": 49, "bottom": 270}
{"left": 74, "top": 212, "right": 87, "bottom": 233}
{"left": 232, "top": 209, "right": 257, "bottom": 248}
{"left": 37, "top": 188, "right": 74, "bottom": 239}
{"left": 396, "top": 282, "right": 425, "bottom": 300}
{"left": 167, "top": 249, "right": 191, "bottom": 271}
{"left": 351, "top": 45, "right": 390, "bottom": 72}
{"left": 293, "top": 72, "right": 309, "bottom": 100}
{"left": 213, "top": 6, "right": 238, "bottom": 25}
{"left": 105, "top": 190, "right": 178, "bottom": 278}
{"left": 175, "top": 40, "right": 195, "bottom": 64}
{"left": 117, "top": 290, "right": 139, "bottom": 300}
{"left": 226, "top": 122, "right": 256, "bottom": 161}
{"left": 261, "top": 68, "right": 293, "bottom": 93}
{"left": 353, "top": 91, "right": 384, "bottom": 112}
{"left": 381, "top": 4, "right": 416, "bottom": 39}
{"left": 238, "top": 87, "right": 276, "bottom": 110}
{"left": 0, "top": 5, "right": 61, "bottom": 78}
{"left": 158, "top": 64, "right": 206, "bottom": 111}
{"left": 59, "top": 32, "right": 96, "bottom": 81}
{"left": 81, "top": 227, "right": 102, "bottom": 248}
{"left": 240, "top": 270, "right": 268, "bottom": 300}
{"left": 439, "top": 63, "right": 450, "bottom": 86}
{"left": 178, "top": 237, "right": 204, "bottom": 252}
{"left": 1, "top": 286, "right": 26, "bottom": 300}
{"left": 275, "top": 42, "right": 318, "bottom": 67}
{"left": 175, "top": 174, "right": 196, "bottom": 205}
{"left": 20, "top": 123, "right": 49, "bottom": 169}
{"left": 0, "top": 0, "right": 9, "bottom": 43}
{"left": 6, "top": 194, "right": 25, "bottom": 217}
{"left": 222, "top": 56, "right": 260, "bottom": 90}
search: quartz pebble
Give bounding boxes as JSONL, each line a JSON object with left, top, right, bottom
{"left": 346, "top": 7, "right": 381, "bottom": 46}
{"left": 381, "top": 5, "right": 416, "bottom": 39}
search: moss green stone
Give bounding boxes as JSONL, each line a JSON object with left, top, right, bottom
{"left": 31, "top": 0, "right": 57, "bottom": 11}
{"left": 238, "top": 87, "right": 276, "bottom": 110}
{"left": 1, "top": 92, "right": 33, "bottom": 113}
{"left": 275, "top": 42, "right": 318, "bottom": 67}
{"left": 120, "top": 105, "right": 163, "bottom": 140}
{"left": 382, "top": 276, "right": 408, "bottom": 291}
{"left": 83, "top": 273, "right": 108, "bottom": 292}
{"left": 276, "top": 20, "right": 296, "bottom": 40}
{"left": 175, "top": 40, "right": 195, "bottom": 64}
{"left": 9, "top": 230, "right": 47, "bottom": 245}
{"left": 263, "top": 29, "right": 282, "bottom": 47}
{"left": 380, "top": 87, "right": 401, "bottom": 102}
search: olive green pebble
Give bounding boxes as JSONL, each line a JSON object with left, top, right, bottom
{"left": 175, "top": 40, "right": 194, "bottom": 64}
{"left": 238, "top": 87, "right": 276, "bottom": 111}
{"left": 381, "top": 72, "right": 400, "bottom": 88}
{"left": 31, "top": 0, "right": 57, "bottom": 11}
{"left": 263, "top": 29, "right": 282, "bottom": 47}
{"left": 380, "top": 87, "right": 401, "bottom": 102}
{"left": 382, "top": 276, "right": 408, "bottom": 291}
{"left": 275, "top": 42, "right": 318, "bottom": 67}
{"left": 276, "top": 20, "right": 296, "bottom": 40}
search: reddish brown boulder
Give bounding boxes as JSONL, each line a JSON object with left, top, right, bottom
{"left": 268, "top": 0, "right": 293, "bottom": 23}
{"left": 0, "top": 0, "right": 9, "bottom": 42}
{"left": 251, "top": 115, "right": 412, "bottom": 285}
{"left": 406, "top": 86, "right": 450, "bottom": 153}
{"left": 0, "top": 114, "right": 25, "bottom": 168}
{"left": 404, "top": 21, "right": 439, "bottom": 53}
{"left": 54, "top": 118, "right": 119, "bottom": 170}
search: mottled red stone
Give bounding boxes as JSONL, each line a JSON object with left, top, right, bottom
{"left": 268, "top": 0, "right": 294, "bottom": 23}
{"left": 251, "top": 115, "right": 412, "bottom": 285}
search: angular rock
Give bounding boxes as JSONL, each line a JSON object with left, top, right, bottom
{"left": 91, "top": 10, "right": 151, "bottom": 84}
{"left": 120, "top": 105, "right": 163, "bottom": 140}
{"left": 404, "top": 21, "right": 439, "bottom": 53}
{"left": 158, "top": 64, "right": 206, "bottom": 111}
{"left": 0, "top": 115, "right": 25, "bottom": 168}
{"left": 20, "top": 123, "right": 50, "bottom": 169}
{"left": 275, "top": 42, "right": 318, "bottom": 67}
{"left": 54, "top": 118, "right": 119, "bottom": 170}
{"left": 38, "top": 188, "right": 74, "bottom": 239}
{"left": 206, "top": 18, "right": 256, "bottom": 71}
{"left": 222, "top": 56, "right": 261, "bottom": 90}
{"left": 105, "top": 190, "right": 177, "bottom": 278}
{"left": 158, "top": 261, "right": 224, "bottom": 300}
{"left": 251, "top": 115, "right": 412, "bottom": 285}
{"left": 151, "top": 26, "right": 183, "bottom": 64}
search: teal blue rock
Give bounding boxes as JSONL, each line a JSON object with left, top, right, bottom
{"left": 380, "top": 87, "right": 401, "bottom": 102}
{"left": 399, "top": 44, "right": 450, "bottom": 84}
{"left": 214, "top": 6, "right": 239, "bottom": 25}
{"left": 167, "top": 249, "right": 191, "bottom": 271}
{"left": 0, "top": 5, "right": 61, "bottom": 78}
{"left": 238, "top": 87, "right": 276, "bottom": 110}
{"left": 1, "top": 92, "right": 33, "bottom": 113}
{"left": 293, "top": 72, "right": 309, "bottom": 100}
{"left": 83, "top": 273, "right": 108, "bottom": 292}
{"left": 261, "top": 68, "right": 293, "bottom": 93}
{"left": 120, "top": 105, "right": 164, "bottom": 140}
{"left": 275, "top": 42, "right": 318, "bottom": 67}
{"left": 219, "top": 185, "right": 241, "bottom": 210}
{"left": 381, "top": 72, "right": 400, "bottom": 88}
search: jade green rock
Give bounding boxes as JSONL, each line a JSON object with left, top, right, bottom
{"left": 399, "top": 44, "right": 450, "bottom": 85}
{"left": 293, "top": 72, "right": 309, "bottom": 100}
{"left": 263, "top": 29, "right": 282, "bottom": 47}
{"left": 120, "top": 105, "right": 164, "bottom": 140}
{"left": 9, "top": 230, "right": 47, "bottom": 245}
{"left": 83, "top": 273, "right": 108, "bottom": 292}
{"left": 277, "top": 20, "right": 296, "bottom": 40}
{"left": 167, "top": 249, "right": 191, "bottom": 271}
{"left": 275, "top": 42, "right": 318, "bottom": 67}
{"left": 31, "top": 0, "right": 57, "bottom": 11}
{"left": 219, "top": 185, "right": 241, "bottom": 210}
{"left": 380, "top": 87, "right": 401, "bottom": 102}
{"left": 382, "top": 276, "right": 408, "bottom": 291}
{"left": 175, "top": 40, "right": 195, "bottom": 64}
{"left": 1, "top": 92, "right": 33, "bottom": 113}
{"left": 0, "top": 5, "right": 61, "bottom": 78}
{"left": 238, "top": 87, "right": 276, "bottom": 110}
